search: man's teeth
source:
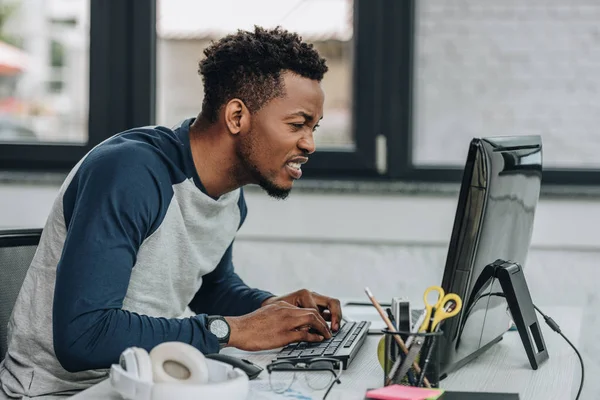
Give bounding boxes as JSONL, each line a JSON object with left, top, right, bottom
{"left": 287, "top": 162, "right": 301, "bottom": 170}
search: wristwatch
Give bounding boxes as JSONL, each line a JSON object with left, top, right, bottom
{"left": 206, "top": 316, "right": 231, "bottom": 348}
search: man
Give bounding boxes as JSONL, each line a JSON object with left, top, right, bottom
{"left": 0, "top": 26, "right": 342, "bottom": 398}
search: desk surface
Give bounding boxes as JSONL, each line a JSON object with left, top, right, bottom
{"left": 71, "top": 306, "right": 581, "bottom": 399}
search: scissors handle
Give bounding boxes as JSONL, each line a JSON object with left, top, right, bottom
{"left": 423, "top": 286, "right": 445, "bottom": 309}
{"left": 419, "top": 286, "right": 446, "bottom": 332}
{"left": 430, "top": 293, "right": 462, "bottom": 331}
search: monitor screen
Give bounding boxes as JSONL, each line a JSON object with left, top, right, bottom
{"left": 438, "top": 136, "right": 543, "bottom": 375}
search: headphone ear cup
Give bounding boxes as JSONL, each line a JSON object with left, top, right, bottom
{"left": 149, "top": 342, "right": 209, "bottom": 385}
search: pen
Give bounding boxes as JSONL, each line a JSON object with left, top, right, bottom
{"left": 418, "top": 336, "right": 437, "bottom": 387}
{"left": 417, "top": 302, "right": 454, "bottom": 386}
{"left": 385, "top": 307, "right": 417, "bottom": 386}
{"left": 364, "top": 287, "right": 431, "bottom": 388}
{"left": 386, "top": 308, "right": 397, "bottom": 330}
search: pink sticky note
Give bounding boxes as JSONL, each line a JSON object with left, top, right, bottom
{"left": 366, "top": 385, "right": 443, "bottom": 400}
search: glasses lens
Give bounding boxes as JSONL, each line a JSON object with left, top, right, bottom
{"left": 269, "top": 363, "right": 295, "bottom": 393}
{"left": 305, "top": 360, "right": 336, "bottom": 391}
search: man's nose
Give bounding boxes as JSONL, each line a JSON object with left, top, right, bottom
{"left": 298, "top": 133, "right": 316, "bottom": 155}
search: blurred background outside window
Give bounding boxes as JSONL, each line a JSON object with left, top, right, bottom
{"left": 0, "top": 0, "right": 88, "bottom": 144}
{"left": 412, "top": 0, "right": 600, "bottom": 169}
{"left": 155, "top": 0, "right": 354, "bottom": 150}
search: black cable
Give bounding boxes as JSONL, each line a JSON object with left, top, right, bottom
{"left": 456, "top": 292, "right": 505, "bottom": 344}
{"left": 533, "top": 304, "right": 585, "bottom": 400}
{"left": 483, "top": 294, "right": 585, "bottom": 399}
{"left": 464, "top": 291, "right": 505, "bottom": 321}
{"left": 462, "top": 292, "right": 585, "bottom": 399}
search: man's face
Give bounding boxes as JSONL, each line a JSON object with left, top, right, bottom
{"left": 236, "top": 72, "right": 324, "bottom": 199}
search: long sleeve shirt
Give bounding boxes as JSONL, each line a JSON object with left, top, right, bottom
{"left": 0, "top": 118, "right": 273, "bottom": 398}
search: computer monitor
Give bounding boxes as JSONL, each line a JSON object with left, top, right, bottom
{"left": 438, "top": 135, "right": 543, "bottom": 376}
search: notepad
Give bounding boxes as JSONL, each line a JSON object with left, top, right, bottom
{"left": 365, "top": 385, "right": 444, "bottom": 400}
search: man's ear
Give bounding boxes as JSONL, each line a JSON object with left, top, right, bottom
{"left": 224, "top": 98, "right": 251, "bottom": 136}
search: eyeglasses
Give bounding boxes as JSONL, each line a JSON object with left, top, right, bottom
{"left": 266, "top": 357, "right": 342, "bottom": 400}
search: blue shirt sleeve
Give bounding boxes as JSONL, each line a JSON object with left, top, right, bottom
{"left": 52, "top": 143, "right": 220, "bottom": 373}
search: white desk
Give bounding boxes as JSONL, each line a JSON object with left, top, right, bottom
{"left": 71, "top": 307, "right": 582, "bottom": 399}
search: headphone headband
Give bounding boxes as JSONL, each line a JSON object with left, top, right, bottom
{"left": 110, "top": 342, "right": 249, "bottom": 400}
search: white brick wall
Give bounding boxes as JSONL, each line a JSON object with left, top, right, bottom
{"left": 412, "top": 0, "right": 600, "bottom": 168}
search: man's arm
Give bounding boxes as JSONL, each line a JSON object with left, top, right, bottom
{"left": 52, "top": 144, "right": 220, "bottom": 373}
{"left": 188, "top": 242, "right": 274, "bottom": 317}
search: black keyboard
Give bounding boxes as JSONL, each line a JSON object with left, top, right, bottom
{"left": 274, "top": 320, "right": 371, "bottom": 369}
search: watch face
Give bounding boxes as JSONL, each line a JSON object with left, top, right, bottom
{"left": 210, "top": 319, "right": 229, "bottom": 339}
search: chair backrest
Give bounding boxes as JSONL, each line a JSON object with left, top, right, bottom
{"left": 0, "top": 228, "right": 42, "bottom": 361}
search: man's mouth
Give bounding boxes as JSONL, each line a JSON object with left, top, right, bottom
{"left": 286, "top": 161, "right": 302, "bottom": 171}
{"left": 285, "top": 157, "right": 308, "bottom": 179}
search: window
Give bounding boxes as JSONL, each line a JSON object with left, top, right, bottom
{"left": 0, "top": 0, "right": 155, "bottom": 171}
{"left": 155, "top": 0, "right": 382, "bottom": 178}
{"left": 3, "top": 0, "right": 596, "bottom": 187}
{"left": 0, "top": 0, "right": 88, "bottom": 145}
{"left": 402, "top": 0, "right": 600, "bottom": 185}
{"left": 157, "top": 0, "right": 354, "bottom": 150}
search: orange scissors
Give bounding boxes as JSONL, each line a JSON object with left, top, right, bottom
{"left": 419, "top": 286, "right": 462, "bottom": 333}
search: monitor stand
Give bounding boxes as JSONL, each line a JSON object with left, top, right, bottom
{"left": 464, "top": 259, "right": 549, "bottom": 370}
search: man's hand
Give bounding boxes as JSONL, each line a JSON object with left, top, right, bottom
{"left": 261, "top": 289, "right": 343, "bottom": 332}
{"left": 224, "top": 301, "right": 332, "bottom": 351}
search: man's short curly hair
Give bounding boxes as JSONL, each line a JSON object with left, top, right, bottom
{"left": 198, "top": 26, "right": 328, "bottom": 123}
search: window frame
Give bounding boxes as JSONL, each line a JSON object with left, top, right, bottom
{"left": 300, "top": 0, "right": 382, "bottom": 179}
{"left": 0, "top": 0, "right": 156, "bottom": 172}
{"left": 3, "top": 0, "right": 596, "bottom": 187}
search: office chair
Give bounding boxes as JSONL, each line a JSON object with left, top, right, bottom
{"left": 0, "top": 228, "right": 42, "bottom": 361}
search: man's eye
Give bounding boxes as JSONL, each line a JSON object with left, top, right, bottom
{"left": 313, "top": 124, "right": 320, "bottom": 132}
{"left": 290, "top": 123, "right": 304, "bottom": 130}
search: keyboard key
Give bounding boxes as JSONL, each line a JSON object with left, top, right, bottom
{"left": 275, "top": 320, "right": 370, "bottom": 367}
{"left": 301, "top": 349, "right": 324, "bottom": 357}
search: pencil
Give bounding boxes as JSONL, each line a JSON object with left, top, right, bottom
{"left": 365, "top": 287, "right": 431, "bottom": 388}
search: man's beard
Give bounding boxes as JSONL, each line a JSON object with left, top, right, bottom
{"left": 236, "top": 132, "right": 291, "bottom": 200}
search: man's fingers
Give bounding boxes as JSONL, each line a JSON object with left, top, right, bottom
{"left": 296, "top": 325, "right": 311, "bottom": 331}
{"left": 327, "top": 299, "right": 342, "bottom": 332}
{"left": 311, "top": 293, "right": 343, "bottom": 332}
{"left": 297, "top": 289, "right": 320, "bottom": 311}
{"left": 292, "top": 329, "right": 325, "bottom": 343}
{"left": 274, "top": 301, "right": 330, "bottom": 337}
{"left": 272, "top": 300, "right": 298, "bottom": 309}
{"left": 320, "top": 309, "right": 332, "bottom": 321}
{"left": 293, "top": 311, "right": 331, "bottom": 338}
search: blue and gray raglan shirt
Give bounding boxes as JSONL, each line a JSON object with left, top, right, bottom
{"left": 0, "top": 118, "right": 274, "bottom": 399}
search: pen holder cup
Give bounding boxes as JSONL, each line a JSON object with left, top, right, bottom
{"left": 382, "top": 329, "right": 444, "bottom": 389}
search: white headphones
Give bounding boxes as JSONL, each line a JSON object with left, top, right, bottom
{"left": 109, "top": 342, "right": 249, "bottom": 400}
